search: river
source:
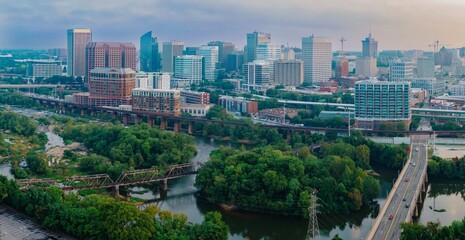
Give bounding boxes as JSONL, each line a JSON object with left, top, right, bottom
{"left": 1, "top": 108, "right": 465, "bottom": 239}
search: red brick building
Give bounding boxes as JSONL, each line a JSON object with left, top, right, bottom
{"left": 86, "top": 42, "right": 136, "bottom": 80}
{"left": 88, "top": 67, "right": 136, "bottom": 107}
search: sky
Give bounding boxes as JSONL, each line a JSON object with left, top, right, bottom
{"left": 1, "top": 0, "right": 465, "bottom": 51}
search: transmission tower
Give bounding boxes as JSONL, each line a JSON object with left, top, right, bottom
{"left": 306, "top": 189, "right": 320, "bottom": 240}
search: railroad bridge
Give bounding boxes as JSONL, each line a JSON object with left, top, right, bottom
{"left": 16, "top": 162, "right": 203, "bottom": 196}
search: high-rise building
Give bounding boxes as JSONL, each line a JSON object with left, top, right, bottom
{"left": 136, "top": 72, "right": 171, "bottom": 90}
{"left": 302, "top": 35, "right": 332, "bottom": 86}
{"left": 162, "top": 41, "right": 184, "bottom": 72}
{"left": 198, "top": 46, "right": 219, "bottom": 81}
{"left": 246, "top": 31, "right": 271, "bottom": 63}
{"left": 281, "top": 47, "right": 295, "bottom": 60}
{"left": 88, "top": 67, "right": 136, "bottom": 107}
{"left": 173, "top": 55, "right": 203, "bottom": 87}
{"left": 67, "top": 28, "right": 92, "bottom": 77}
{"left": 417, "top": 57, "right": 435, "bottom": 78}
{"left": 256, "top": 43, "right": 281, "bottom": 82}
{"left": 244, "top": 60, "right": 270, "bottom": 91}
{"left": 355, "top": 58, "right": 378, "bottom": 78}
{"left": 355, "top": 80, "right": 411, "bottom": 130}
{"left": 411, "top": 78, "right": 444, "bottom": 96}
{"left": 85, "top": 42, "right": 136, "bottom": 80}
{"left": 226, "top": 51, "right": 244, "bottom": 72}
{"left": 333, "top": 58, "right": 349, "bottom": 78}
{"left": 389, "top": 59, "right": 413, "bottom": 81}
{"left": 274, "top": 60, "right": 304, "bottom": 86}
{"left": 208, "top": 41, "right": 235, "bottom": 68}
{"left": 48, "top": 48, "right": 67, "bottom": 61}
{"left": 140, "top": 31, "right": 161, "bottom": 72}
{"left": 362, "top": 33, "right": 378, "bottom": 58}
{"left": 132, "top": 88, "right": 181, "bottom": 116}
{"left": 183, "top": 47, "right": 199, "bottom": 56}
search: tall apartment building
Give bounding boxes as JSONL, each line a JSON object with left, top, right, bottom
{"left": 198, "top": 46, "right": 219, "bottom": 81}
{"left": 246, "top": 31, "right": 271, "bottom": 63}
{"left": 67, "top": 28, "right": 92, "bottom": 77}
{"left": 140, "top": 31, "right": 161, "bottom": 72}
{"left": 173, "top": 55, "right": 203, "bottom": 87}
{"left": 243, "top": 60, "right": 270, "bottom": 91}
{"left": 162, "top": 41, "right": 184, "bottom": 72}
{"left": 355, "top": 80, "right": 411, "bottom": 130}
{"left": 132, "top": 89, "right": 181, "bottom": 116}
{"left": 136, "top": 72, "right": 171, "bottom": 90}
{"left": 85, "top": 42, "right": 136, "bottom": 80}
{"left": 355, "top": 58, "right": 378, "bottom": 78}
{"left": 274, "top": 60, "right": 304, "bottom": 86}
{"left": 362, "top": 33, "right": 378, "bottom": 58}
{"left": 180, "top": 90, "right": 210, "bottom": 104}
{"left": 417, "top": 57, "right": 435, "bottom": 78}
{"left": 302, "top": 35, "right": 332, "bottom": 86}
{"left": 207, "top": 41, "right": 235, "bottom": 68}
{"left": 88, "top": 67, "right": 136, "bottom": 107}
{"left": 218, "top": 96, "right": 259, "bottom": 114}
{"left": 389, "top": 60, "right": 414, "bottom": 81}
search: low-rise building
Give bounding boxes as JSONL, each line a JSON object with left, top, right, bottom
{"left": 257, "top": 108, "right": 301, "bottom": 123}
{"left": 180, "top": 90, "right": 210, "bottom": 104}
{"left": 132, "top": 88, "right": 181, "bottom": 116}
{"left": 72, "top": 92, "right": 90, "bottom": 105}
{"left": 410, "top": 78, "right": 444, "bottom": 96}
{"left": 218, "top": 96, "right": 258, "bottom": 114}
{"left": 180, "top": 104, "right": 211, "bottom": 117}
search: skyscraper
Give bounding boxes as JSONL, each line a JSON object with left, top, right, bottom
{"left": 173, "top": 55, "right": 203, "bottom": 87}
{"left": 274, "top": 60, "right": 304, "bottom": 86}
{"left": 67, "top": 28, "right": 92, "bottom": 77}
{"left": 85, "top": 42, "right": 137, "bottom": 80}
{"left": 140, "top": 31, "right": 161, "bottom": 72}
{"left": 244, "top": 60, "right": 270, "bottom": 91}
{"left": 302, "top": 35, "right": 332, "bottom": 86}
{"left": 88, "top": 67, "right": 136, "bottom": 107}
{"left": 362, "top": 33, "right": 378, "bottom": 58}
{"left": 198, "top": 46, "right": 219, "bottom": 81}
{"left": 417, "top": 57, "right": 435, "bottom": 78}
{"left": 246, "top": 31, "right": 271, "bottom": 63}
{"left": 162, "top": 41, "right": 184, "bottom": 72}
{"left": 256, "top": 43, "right": 281, "bottom": 82}
{"left": 208, "top": 41, "right": 235, "bottom": 68}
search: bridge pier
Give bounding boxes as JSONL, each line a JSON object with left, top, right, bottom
{"left": 112, "top": 112, "right": 117, "bottom": 119}
{"left": 286, "top": 130, "right": 292, "bottom": 142}
{"left": 160, "top": 118, "right": 167, "bottom": 130}
{"left": 80, "top": 109, "right": 86, "bottom": 117}
{"left": 134, "top": 115, "right": 140, "bottom": 125}
{"left": 174, "top": 121, "right": 181, "bottom": 133}
{"left": 148, "top": 117, "right": 155, "bottom": 127}
{"left": 188, "top": 122, "right": 194, "bottom": 135}
{"left": 122, "top": 114, "right": 129, "bottom": 124}
{"left": 90, "top": 109, "right": 95, "bottom": 116}
{"left": 159, "top": 179, "right": 168, "bottom": 191}
{"left": 112, "top": 185, "right": 120, "bottom": 198}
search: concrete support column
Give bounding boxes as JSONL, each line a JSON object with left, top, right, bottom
{"left": 122, "top": 114, "right": 129, "bottom": 124}
{"left": 287, "top": 130, "right": 292, "bottom": 142}
{"left": 174, "top": 121, "right": 181, "bottom": 133}
{"left": 160, "top": 118, "right": 167, "bottom": 130}
{"left": 148, "top": 117, "right": 155, "bottom": 127}
{"left": 159, "top": 179, "right": 168, "bottom": 191}
{"left": 80, "top": 109, "right": 86, "bottom": 117}
{"left": 112, "top": 112, "right": 117, "bottom": 119}
{"left": 134, "top": 115, "right": 140, "bottom": 125}
{"left": 188, "top": 122, "right": 194, "bottom": 135}
{"left": 90, "top": 109, "right": 95, "bottom": 116}
{"left": 112, "top": 185, "right": 120, "bottom": 198}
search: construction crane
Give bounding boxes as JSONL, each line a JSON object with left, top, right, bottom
{"left": 339, "top": 37, "right": 346, "bottom": 57}
{"left": 428, "top": 40, "right": 451, "bottom": 53}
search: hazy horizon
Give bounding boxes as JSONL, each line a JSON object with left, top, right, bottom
{"left": 1, "top": 0, "right": 465, "bottom": 51}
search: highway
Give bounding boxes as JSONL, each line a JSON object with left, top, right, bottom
{"left": 369, "top": 135, "right": 429, "bottom": 240}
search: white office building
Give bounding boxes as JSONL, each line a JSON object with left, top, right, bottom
{"left": 410, "top": 78, "right": 444, "bottom": 96}
{"left": 389, "top": 60, "right": 413, "bottom": 82}
{"left": 136, "top": 72, "right": 171, "bottom": 90}
{"left": 173, "top": 55, "right": 203, "bottom": 87}
{"left": 243, "top": 60, "right": 270, "bottom": 91}
{"left": 417, "top": 57, "right": 435, "bottom": 78}
{"left": 256, "top": 43, "right": 281, "bottom": 82}
{"left": 302, "top": 35, "right": 332, "bottom": 86}
{"left": 198, "top": 46, "right": 219, "bottom": 81}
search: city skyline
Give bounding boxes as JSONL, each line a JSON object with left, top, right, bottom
{"left": 2, "top": 0, "right": 465, "bottom": 50}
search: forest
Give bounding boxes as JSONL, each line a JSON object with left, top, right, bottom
{"left": 0, "top": 176, "right": 228, "bottom": 240}
{"left": 428, "top": 155, "right": 465, "bottom": 179}
{"left": 400, "top": 217, "right": 465, "bottom": 240}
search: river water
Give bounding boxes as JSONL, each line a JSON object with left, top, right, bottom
{"left": 1, "top": 108, "right": 465, "bottom": 239}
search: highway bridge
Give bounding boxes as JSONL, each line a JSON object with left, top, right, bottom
{"left": 366, "top": 135, "right": 429, "bottom": 240}
{"left": 0, "top": 84, "right": 63, "bottom": 89}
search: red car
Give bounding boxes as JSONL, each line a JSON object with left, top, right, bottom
{"left": 388, "top": 215, "right": 394, "bottom": 220}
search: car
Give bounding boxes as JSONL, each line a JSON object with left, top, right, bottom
{"left": 412, "top": 163, "right": 416, "bottom": 166}
{"left": 423, "top": 144, "right": 426, "bottom": 147}
{"left": 415, "top": 147, "right": 419, "bottom": 151}
{"left": 405, "top": 204, "right": 410, "bottom": 208}
{"left": 404, "top": 178, "right": 409, "bottom": 182}
{"left": 388, "top": 215, "right": 394, "bottom": 220}
{"left": 402, "top": 197, "right": 406, "bottom": 201}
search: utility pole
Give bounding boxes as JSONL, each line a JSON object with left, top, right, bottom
{"left": 306, "top": 190, "right": 320, "bottom": 240}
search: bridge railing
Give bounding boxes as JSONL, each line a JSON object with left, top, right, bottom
{"left": 405, "top": 166, "right": 428, "bottom": 222}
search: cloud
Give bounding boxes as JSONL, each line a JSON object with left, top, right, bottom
{"left": 1, "top": 0, "right": 465, "bottom": 50}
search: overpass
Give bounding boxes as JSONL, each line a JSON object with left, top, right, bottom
{"left": 0, "top": 84, "right": 63, "bottom": 89}
{"left": 17, "top": 162, "right": 203, "bottom": 196}
{"left": 24, "top": 94, "right": 465, "bottom": 137}
{"left": 366, "top": 135, "right": 429, "bottom": 240}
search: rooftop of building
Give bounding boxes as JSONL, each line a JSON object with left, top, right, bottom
{"left": 356, "top": 79, "right": 411, "bottom": 85}
{"left": 90, "top": 67, "right": 136, "bottom": 74}
{"left": 133, "top": 88, "right": 180, "bottom": 93}
{"left": 87, "top": 42, "right": 135, "bottom": 48}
